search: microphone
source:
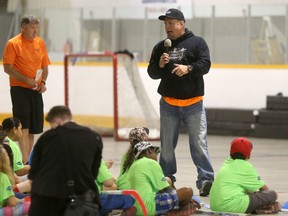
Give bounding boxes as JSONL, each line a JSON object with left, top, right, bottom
{"left": 164, "top": 38, "right": 171, "bottom": 53}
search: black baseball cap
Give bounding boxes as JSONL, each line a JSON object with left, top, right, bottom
{"left": 158, "top": 8, "right": 185, "bottom": 22}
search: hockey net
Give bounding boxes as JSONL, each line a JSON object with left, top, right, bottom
{"left": 64, "top": 52, "right": 160, "bottom": 140}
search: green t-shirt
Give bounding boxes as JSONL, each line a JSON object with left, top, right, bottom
{"left": 115, "top": 153, "right": 130, "bottom": 190}
{"left": 210, "top": 158, "right": 265, "bottom": 213}
{"left": 7, "top": 137, "right": 24, "bottom": 172}
{"left": 0, "top": 172, "right": 14, "bottom": 208}
{"left": 95, "top": 160, "right": 113, "bottom": 194}
{"left": 128, "top": 157, "right": 169, "bottom": 216}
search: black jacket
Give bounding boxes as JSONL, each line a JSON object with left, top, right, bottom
{"left": 147, "top": 28, "right": 211, "bottom": 99}
{"left": 28, "top": 122, "right": 103, "bottom": 204}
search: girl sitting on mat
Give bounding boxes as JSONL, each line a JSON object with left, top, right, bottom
{"left": 0, "top": 144, "right": 17, "bottom": 208}
{"left": 1, "top": 117, "right": 30, "bottom": 177}
{"left": 0, "top": 135, "right": 31, "bottom": 215}
{"left": 116, "top": 127, "right": 149, "bottom": 190}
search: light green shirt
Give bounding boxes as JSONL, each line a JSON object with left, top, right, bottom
{"left": 128, "top": 157, "right": 169, "bottom": 216}
{"left": 210, "top": 158, "right": 265, "bottom": 213}
{"left": 0, "top": 172, "right": 14, "bottom": 208}
{"left": 7, "top": 137, "right": 24, "bottom": 172}
{"left": 95, "top": 160, "right": 113, "bottom": 194}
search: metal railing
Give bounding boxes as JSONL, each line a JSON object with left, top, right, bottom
{"left": 1, "top": 4, "right": 288, "bottom": 64}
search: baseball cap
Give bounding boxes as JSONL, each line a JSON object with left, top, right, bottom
{"left": 133, "top": 141, "right": 160, "bottom": 159}
{"left": 129, "top": 127, "right": 149, "bottom": 145}
{"left": 230, "top": 137, "right": 253, "bottom": 158}
{"left": 158, "top": 8, "right": 185, "bottom": 22}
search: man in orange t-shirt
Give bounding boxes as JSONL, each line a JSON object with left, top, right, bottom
{"left": 3, "top": 15, "right": 50, "bottom": 163}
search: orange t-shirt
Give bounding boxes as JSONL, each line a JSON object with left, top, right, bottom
{"left": 3, "top": 34, "right": 50, "bottom": 88}
{"left": 163, "top": 96, "right": 203, "bottom": 107}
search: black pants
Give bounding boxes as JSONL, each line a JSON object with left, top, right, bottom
{"left": 29, "top": 193, "right": 69, "bottom": 216}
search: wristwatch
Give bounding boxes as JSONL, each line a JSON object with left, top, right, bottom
{"left": 187, "top": 65, "right": 193, "bottom": 73}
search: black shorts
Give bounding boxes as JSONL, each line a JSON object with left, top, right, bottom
{"left": 10, "top": 86, "right": 44, "bottom": 134}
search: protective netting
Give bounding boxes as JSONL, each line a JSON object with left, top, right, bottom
{"left": 116, "top": 54, "right": 160, "bottom": 139}
{"left": 65, "top": 53, "right": 160, "bottom": 140}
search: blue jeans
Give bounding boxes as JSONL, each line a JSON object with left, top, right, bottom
{"left": 159, "top": 98, "right": 214, "bottom": 189}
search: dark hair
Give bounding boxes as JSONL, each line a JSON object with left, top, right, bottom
{"left": 1, "top": 144, "right": 14, "bottom": 170}
{"left": 21, "top": 15, "right": 40, "bottom": 26}
{"left": 122, "top": 139, "right": 147, "bottom": 174}
{"left": 2, "top": 117, "right": 21, "bottom": 132}
{"left": 0, "top": 145, "right": 14, "bottom": 184}
{"left": 45, "top": 105, "right": 72, "bottom": 122}
{"left": 122, "top": 146, "right": 135, "bottom": 174}
{"left": 230, "top": 152, "right": 246, "bottom": 160}
{"left": 0, "top": 129, "right": 6, "bottom": 144}
{"left": 0, "top": 125, "right": 14, "bottom": 170}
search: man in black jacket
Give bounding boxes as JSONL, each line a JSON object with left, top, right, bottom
{"left": 147, "top": 8, "right": 214, "bottom": 196}
{"left": 28, "top": 105, "right": 103, "bottom": 215}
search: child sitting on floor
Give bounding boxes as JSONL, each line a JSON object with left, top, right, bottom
{"left": 116, "top": 127, "right": 149, "bottom": 190}
{"left": 0, "top": 131, "right": 31, "bottom": 215}
{"left": 210, "top": 137, "right": 281, "bottom": 214}
{"left": 1, "top": 118, "right": 32, "bottom": 195}
{"left": 96, "top": 159, "right": 136, "bottom": 216}
{"left": 1, "top": 117, "right": 30, "bottom": 176}
{"left": 128, "top": 141, "right": 200, "bottom": 215}
{"left": 0, "top": 144, "right": 17, "bottom": 208}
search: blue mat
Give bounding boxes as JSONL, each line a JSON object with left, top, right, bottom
{"left": 192, "top": 195, "right": 202, "bottom": 204}
{"left": 282, "top": 201, "right": 288, "bottom": 212}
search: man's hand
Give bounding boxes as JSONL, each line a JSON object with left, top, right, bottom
{"left": 36, "top": 82, "right": 47, "bottom": 93}
{"left": 159, "top": 53, "right": 170, "bottom": 68}
{"left": 171, "top": 64, "right": 189, "bottom": 77}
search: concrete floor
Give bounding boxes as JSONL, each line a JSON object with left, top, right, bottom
{"left": 101, "top": 134, "right": 288, "bottom": 215}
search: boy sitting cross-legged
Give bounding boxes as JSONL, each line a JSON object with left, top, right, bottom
{"left": 210, "top": 137, "right": 281, "bottom": 214}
